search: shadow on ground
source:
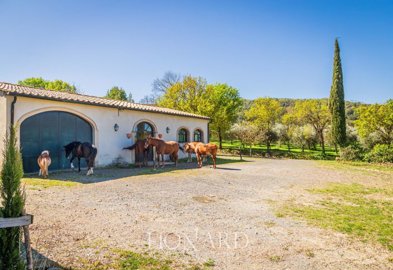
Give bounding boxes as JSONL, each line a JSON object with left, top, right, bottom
{"left": 21, "top": 246, "right": 65, "bottom": 270}
{"left": 23, "top": 156, "right": 249, "bottom": 184}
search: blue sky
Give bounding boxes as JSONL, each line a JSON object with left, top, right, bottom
{"left": 0, "top": 0, "right": 392, "bottom": 103}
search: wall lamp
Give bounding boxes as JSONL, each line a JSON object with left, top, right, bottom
{"left": 166, "top": 127, "right": 170, "bottom": 134}
{"left": 114, "top": 123, "right": 119, "bottom": 132}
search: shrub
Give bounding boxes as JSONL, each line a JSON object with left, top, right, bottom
{"left": 0, "top": 127, "right": 25, "bottom": 270}
{"left": 339, "top": 144, "right": 364, "bottom": 161}
{"left": 364, "top": 144, "right": 393, "bottom": 163}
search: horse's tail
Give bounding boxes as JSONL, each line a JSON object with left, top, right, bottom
{"left": 123, "top": 142, "right": 138, "bottom": 151}
{"left": 179, "top": 146, "right": 184, "bottom": 153}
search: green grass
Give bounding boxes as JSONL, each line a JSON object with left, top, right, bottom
{"left": 22, "top": 177, "right": 80, "bottom": 189}
{"left": 78, "top": 249, "right": 215, "bottom": 270}
{"left": 212, "top": 140, "right": 337, "bottom": 159}
{"left": 277, "top": 183, "right": 393, "bottom": 251}
{"left": 117, "top": 251, "right": 172, "bottom": 270}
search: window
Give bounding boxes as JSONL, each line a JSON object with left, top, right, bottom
{"left": 193, "top": 129, "right": 203, "bottom": 142}
{"left": 178, "top": 128, "right": 189, "bottom": 143}
{"left": 136, "top": 122, "right": 154, "bottom": 140}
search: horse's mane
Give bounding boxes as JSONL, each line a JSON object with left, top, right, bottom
{"left": 64, "top": 141, "right": 81, "bottom": 150}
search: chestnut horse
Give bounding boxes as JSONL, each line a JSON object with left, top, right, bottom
{"left": 123, "top": 139, "right": 149, "bottom": 168}
{"left": 37, "top": 150, "right": 51, "bottom": 178}
{"left": 195, "top": 143, "right": 218, "bottom": 169}
{"left": 184, "top": 142, "right": 200, "bottom": 162}
{"left": 144, "top": 137, "right": 180, "bottom": 168}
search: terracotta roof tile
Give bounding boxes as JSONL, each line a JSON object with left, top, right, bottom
{"left": 0, "top": 82, "right": 209, "bottom": 120}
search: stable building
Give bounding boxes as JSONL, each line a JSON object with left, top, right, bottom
{"left": 0, "top": 82, "right": 209, "bottom": 173}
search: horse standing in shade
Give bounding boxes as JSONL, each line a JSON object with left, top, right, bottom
{"left": 37, "top": 150, "right": 51, "bottom": 178}
{"left": 195, "top": 143, "right": 218, "bottom": 169}
{"left": 144, "top": 136, "right": 181, "bottom": 168}
{"left": 64, "top": 141, "right": 97, "bottom": 175}
{"left": 123, "top": 139, "right": 149, "bottom": 168}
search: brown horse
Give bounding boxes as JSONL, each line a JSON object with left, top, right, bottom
{"left": 184, "top": 142, "right": 200, "bottom": 162}
{"left": 123, "top": 139, "right": 149, "bottom": 168}
{"left": 195, "top": 143, "right": 218, "bottom": 169}
{"left": 144, "top": 137, "right": 180, "bottom": 168}
{"left": 37, "top": 150, "right": 51, "bottom": 178}
{"left": 64, "top": 141, "right": 97, "bottom": 175}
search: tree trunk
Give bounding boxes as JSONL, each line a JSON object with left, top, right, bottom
{"left": 320, "top": 132, "right": 326, "bottom": 155}
{"left": 287, "top": 143, "right": 291, "bottom": 152}
{"left": 218, "top": 127, "right": 223, "bottom": 150}
{"left": 302, "top": 145, "right": 305, "bottom": 153}
{"left": 334, "top": 144, "right": 338, "bottom": 154}
{"left": 267, "top": 141, "right": 271, "bottom": 156}
{"left": 249, "top": 145, "right": 252, "bottom": 157}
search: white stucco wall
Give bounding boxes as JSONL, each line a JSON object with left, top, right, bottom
{"left": 0, "top": 93, "right": 9, "bottom": 168}
{"left": 9, "top": 96, "right": 209, "bottom": 167}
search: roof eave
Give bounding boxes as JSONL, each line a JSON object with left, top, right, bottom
{"left": 1, "top": 91, "right": 210, "bottom": 120}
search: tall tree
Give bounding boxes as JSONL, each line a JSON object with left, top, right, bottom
{"left": 105, "top": 86, "right": 127, "bottom": 101}
{"left": 0, "top": 127, "right": 25, "bottom": 270}
{"left": 18, "top": 77, "right": 77, "bottom": 93}
{"left": 208, "top": 84, "right": 242, "bottom": 149}
{"left": 245, "top": 98, "right": 282, "bottom": 154}
{"left": 329, "top": 39, "right": 346, "bottom": 149}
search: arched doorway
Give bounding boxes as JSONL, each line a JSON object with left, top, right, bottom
{"left": 20, "top": 111, "right": 93, "bottom": 173}
{"left": 135, "top": 121, "right": 155, "bottom": 162}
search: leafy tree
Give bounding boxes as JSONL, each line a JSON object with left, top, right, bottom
{"left": 355, "top": 100, "right": 393, "bottom": 146}
{"left": 329, "top": 39, "right": 346, "bottom": 148}
{"left": 279, "top": 108, "right": 300, "bottom": 152}
{"left": 291, "top": 125, "right": 317, "bottom": 152}
{"left": 229, "top": 122, "right": 259, "bottom": 156}
{"left": 105, "top": 86, "right": 127, "bottom": 101}
{"left": 245, "top": 98, "right": 283, "bottom": 155}
{"left": 293, "top": 100, "right": 330, "bottom": 154}
{"left": 18, "top": 77, "right": 77, "bottom": 93}
{"left": 0, "top": 127, "right": 25, "bottom": 270}
{"left": 157, "top": 75, "right": 210, "bottom": 115}
{"left": 274, "top": 123, "right": 291, "bottom": 151}
{"left": 18, "top": 77, "right": 47, "bottom": 88}
{"left": 157, "top": 77, "right": 241, "bottom": 147}
{"left": 207, "top": 84, "right": 242, "bottom": 149}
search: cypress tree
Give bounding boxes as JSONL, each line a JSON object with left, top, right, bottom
{"left": 0, "top": 127, "right": 25, "bottom": 270}
{"left": 329, "top": 38, "right": 346, "bottom": 148}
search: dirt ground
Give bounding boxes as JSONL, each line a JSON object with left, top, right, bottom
{"left": 25, "top": 158, "right": 393, "bottom": 270}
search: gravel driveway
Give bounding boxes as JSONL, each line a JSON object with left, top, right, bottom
{"left": 25, "top": 158, "right": 392, "bottom": 270}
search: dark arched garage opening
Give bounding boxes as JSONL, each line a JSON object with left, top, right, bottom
{"left": 20, "top": 111, "right": 93, "bottom": 173}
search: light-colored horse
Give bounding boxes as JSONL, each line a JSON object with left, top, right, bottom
{"left": 183, "top": 142, "right": 200, "bottom": 162}
{"left": 37, "top": 150, "right": 51, "bottom": 178}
